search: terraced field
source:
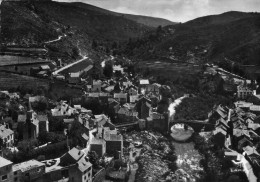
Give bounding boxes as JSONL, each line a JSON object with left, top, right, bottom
{"left": 0, "top": 55, "right": 49, "bottom": 66}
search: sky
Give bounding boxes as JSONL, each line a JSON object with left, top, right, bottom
{"left": 56, "top": 0, "right": 260, "bottom": 22}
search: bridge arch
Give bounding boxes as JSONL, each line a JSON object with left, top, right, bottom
{"left": 170, "top": 123, "right": 194, "bottom": 141}
{"left": 169, "top": 120, "right": 214, "bottom": 133}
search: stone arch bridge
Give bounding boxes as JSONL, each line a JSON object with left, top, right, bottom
{"left": 169, "top": 120, "right": 215, "bottom": 132}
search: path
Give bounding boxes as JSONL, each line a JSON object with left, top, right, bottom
{"left": 128, "top": 144, "right": 141, "bottom": 182}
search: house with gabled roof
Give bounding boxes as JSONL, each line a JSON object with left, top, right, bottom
{"left": 60, "top": 147, "right": 85, "bottom": 167}
{"left": 68, "top": 157, "right": 92, "bottom": 182}
{"left": 216, "top": 117, "right": 229, "bottom": 130}
{"left": 208, "top": 105, "right": 230, "bottom": 125}
{"left": 114, "top": 93, "right": 127, "bottom": 104}
{"left": 0, "top": 156, "right": 13, "bottom": 182}
{"left": 0, "top": 124, "right": 14, "bottom": 148}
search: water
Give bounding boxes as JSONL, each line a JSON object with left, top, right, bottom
{"left": 169, "top": 95, "right": 203, "bottom": 181}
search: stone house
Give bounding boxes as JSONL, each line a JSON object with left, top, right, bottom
{"left": 0, "top": 157, "right": 13, "bottom": 182}
{"left": 13, "top": 160, "right": 45, "bottom": 182}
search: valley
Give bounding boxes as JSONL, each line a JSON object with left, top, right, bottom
{"left": 0, "top": 1, "right": 260, "bottom": 182}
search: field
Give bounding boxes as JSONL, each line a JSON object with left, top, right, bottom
{"left": 0, "top": 55, "right": 49, "bottom": 66}
{"left": 137, "top": 61, "right": 201, "bottom": 79}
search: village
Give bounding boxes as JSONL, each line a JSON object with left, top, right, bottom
{"left": 0, "top": 53, "right": 260, "bottom": 182}
{"left": 0, "top": 56, "right": 173, "bottom": 182}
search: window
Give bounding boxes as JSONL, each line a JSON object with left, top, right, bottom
{"left": 2, "top": 175, "right": 7, "bottom": 181}
{"left": 14, "top": 171, "right": 17, "bottom": 175}
{"left": 25, "top": 173, "right": 29, "bottom": 177}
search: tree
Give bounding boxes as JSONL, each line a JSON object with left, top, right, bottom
{"left": 103, "top": 61, "right": 113, "bottom": 78}
{"left": 92, "top": 39, "right": 98, "bottom": 49}
{"left": 72, "top": 47, "right": 80, "bottom": 59}
{"left": 88, "top": 151, "right": 99, "bottom": 168}
{"left": 112, "top": 41, "right": 118, "bottom": 49}
{"left": 114, "top": 159, "right": 123, "bottom": 170}
{"left": 49, "top": 115, "right": 66, "bottom": 132}
{"left": 32, "top": 97, "right": 48, "bottom": 112}
{"left": 38, "top": 131, "right": 66, "bottom": 144}
{"left": 156, "top": 25, "right": 163, "bottom": 35}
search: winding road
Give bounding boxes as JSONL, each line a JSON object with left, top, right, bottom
{"left": 44, "top": 34, "right": 67, "bottom": 44}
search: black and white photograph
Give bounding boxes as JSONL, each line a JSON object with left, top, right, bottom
{"left": 0, "top": 0, "right": 260, "bottom": 181}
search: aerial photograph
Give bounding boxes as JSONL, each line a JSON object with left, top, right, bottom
{"left": 0, "top": 0, "right": 260, "bottom": 181}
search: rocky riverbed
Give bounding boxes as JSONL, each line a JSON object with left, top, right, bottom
{"left": 123, "top": 130, "right": 204, "bottom": 182}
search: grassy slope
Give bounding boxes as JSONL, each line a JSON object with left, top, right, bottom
{"left": 64, "top": 2, "right": 176, "bottom": 28}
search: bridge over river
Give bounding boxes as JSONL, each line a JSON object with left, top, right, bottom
{"left": 169, "top": 119, "right": 215, "bottom": 133}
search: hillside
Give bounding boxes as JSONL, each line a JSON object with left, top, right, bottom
{"left": 122, "top": 11, "right": 260, "bottom": 68}
{"left": 64, "top": 2, "right": 176, "bottom": 28}
{"left": 122, "top": 14, "right": 176, "bottom": 28}
{"left": 0, "top": 0, "right": 149, "bottom": 61}
{"left": 1, "top": 0, "right": 176, "bottom": 45}
{"left": 0, "top": 0, "right": 177, "bottom": 61}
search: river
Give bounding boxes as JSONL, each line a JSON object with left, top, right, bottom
{"left": 168, "top": 95, "right": 204, "bottom": 181}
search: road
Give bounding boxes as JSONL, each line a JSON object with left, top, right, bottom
{"left": 44, "top": 34, "right": 67, "bottom": 44}
{"left": 52, "top": 55, "right": 88, "bottom": 75}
